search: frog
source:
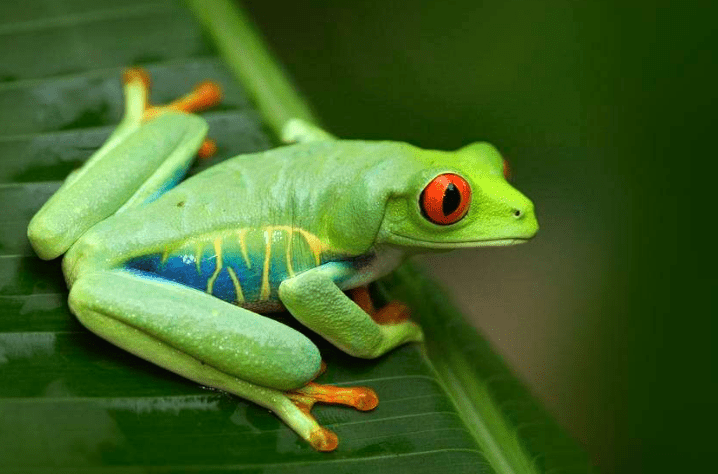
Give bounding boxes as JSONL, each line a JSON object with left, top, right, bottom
{"left": 27, "top": 68, "right": 539, "bottom": 451}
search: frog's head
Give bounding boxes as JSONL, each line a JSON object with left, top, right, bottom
{"left": 377, "top": 142, "right": 539, "bottom": 251}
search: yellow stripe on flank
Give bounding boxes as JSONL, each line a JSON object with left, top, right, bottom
{"left": 297, "top": 229, "right": 325, "bottom": 266}
{"left": 258, "top": 225, "right": 329, "bottom": 267}
{"left": 226, "top": 266, "right": 245, "bottom": 304}
{"left": 194, "top": 242, "right": 203, "bottom": 274}
{"left": 260, "top": 229, "right": 271, "bottom": 301}
{"left": 270, "top": 228, "right": 293, "bottom": 278}
{"left": 168, "top": 226, "right": 331, "bottom": 292}
{"left": 238, "top": 229, "right": 251, "bottom": 268}
{"left": 285, "top": 232, "right": 295, "bottom": 278}
{"left": 206, "top": 238, "right": 223, "bottom": 294}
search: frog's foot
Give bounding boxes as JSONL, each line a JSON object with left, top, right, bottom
{"left": 349, "top": 286, "right": 411, "bottom": 324}
{"left": 285, "top": 381, "right": 379, "bottom": 451}
{"left": 288, "top": 382, "right": 379, "bottom": 412}
{"left": 123, "top": 67, "right": 222, "bottom": 159}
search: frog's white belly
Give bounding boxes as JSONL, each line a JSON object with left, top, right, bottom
{"left": 336, "top": 246, "right": 407, "bottom": 291}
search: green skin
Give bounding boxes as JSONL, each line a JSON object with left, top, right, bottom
{"left": 27, "top": 76, "right": 538, "bottom": 450}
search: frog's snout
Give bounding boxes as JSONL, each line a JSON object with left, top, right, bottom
{"left": 511, "top": 200, "right": 539, "bottom": 238}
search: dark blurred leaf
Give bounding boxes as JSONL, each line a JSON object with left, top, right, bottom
{"left": 0, "top": 0, "right": 593, "bottom": 472}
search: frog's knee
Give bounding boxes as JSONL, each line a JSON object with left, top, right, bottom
{"left": 263, "top": 339, "right": 322, "bottom": 390}
{"left": 27, "top": 214, "right": 67, "bottom": 260}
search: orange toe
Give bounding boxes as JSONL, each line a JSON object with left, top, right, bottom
{"left": 309, "top": 427, "right": 338, "bottom": 452}
{"left": 197, "top": 138, "right": 217, "bottom": 159}
{"left": 291, "top": 382, "right": 379, "bottom": 411}
{"left": 169, "top": 80, "right": 222, "bottom": 114}
{"left": 352, "top": 387, "right": 379, "bottom": 411}
{"left": 122, "top": 67, "right": 151, "bottom": 89}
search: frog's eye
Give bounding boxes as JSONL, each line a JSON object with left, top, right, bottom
{"left": 420, "top": 173, "right": 471, "bottom": 225}
{"left": 503, "top": 158, "right": 512, "bottom": 181}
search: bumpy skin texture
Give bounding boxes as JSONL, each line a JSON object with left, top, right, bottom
{"left": 26, "top": 71, "right": 538, "bottom": 451}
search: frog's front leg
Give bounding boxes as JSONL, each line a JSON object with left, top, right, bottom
{"left": 281, "top": 118, "right": 336, "bottom": 143}
{"left": 69, "top": 270, "right": 375, "bottom": 451}
{"left": 279, "top": 263, "right": 424, "bottom": 359}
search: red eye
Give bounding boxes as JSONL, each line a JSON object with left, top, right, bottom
{"left": 503, "top": 158, "right": 512, "bottom": 181}
{"left": 420, "top": 173, "right": 471, "bottom": 225}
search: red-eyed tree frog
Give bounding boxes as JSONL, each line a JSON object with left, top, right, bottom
{"left": 27, "top": 69, "right": 538, "bottom": 451}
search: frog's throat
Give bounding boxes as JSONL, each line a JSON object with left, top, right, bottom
{"left": 388, "top": 232, "right": 530, "bottom": 249}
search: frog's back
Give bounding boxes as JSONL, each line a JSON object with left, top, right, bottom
{"left": 64, "top": 140, "right": 413, "bottom": 307}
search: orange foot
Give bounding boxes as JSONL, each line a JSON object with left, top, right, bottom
{"left": 123, "top": 67, "right": 222, "bottom": 159}
{"left": 286, "top": 381, "right": 379, "bottom": 452}
{"left": 349, "top": 286, "right": 411, "bottom": 324}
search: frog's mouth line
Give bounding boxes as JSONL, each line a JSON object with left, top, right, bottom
{"left": 388, "top": 232, "right": 529, "bottom": 248}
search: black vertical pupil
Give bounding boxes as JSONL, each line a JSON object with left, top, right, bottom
{"left": 442, "top": 183, "right": 461, "bottom": 215}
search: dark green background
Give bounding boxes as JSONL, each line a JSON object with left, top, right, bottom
{"left": 241, "top": 1, "right": 715, "bottom": 472}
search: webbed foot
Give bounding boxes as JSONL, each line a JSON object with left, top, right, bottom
{"left": 285, "top": 381, "right": 379, "bottom": 451}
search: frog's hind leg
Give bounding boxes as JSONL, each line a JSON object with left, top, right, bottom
{"left": 115, "top": 69, "right": 223, "bottom": 210}
{"left": 27, "top": 70, "right": 222, "bottom": 260}
{"left": 68, "top": 270, "right": 372, "bottom": 451}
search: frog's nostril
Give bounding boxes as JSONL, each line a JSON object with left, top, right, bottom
{"left": 513, "top": 209, "right": 522, "bottom": 218}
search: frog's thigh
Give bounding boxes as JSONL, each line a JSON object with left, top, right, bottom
{"left": 68, "top": 270, "right": 321, "bottom": 391}
{"left": 278, "top": 264, "right": 423, "bottom": 359}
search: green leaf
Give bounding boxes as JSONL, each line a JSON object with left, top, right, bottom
{"left": 0, "top": 0, "right": 593, "bottom": 472}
